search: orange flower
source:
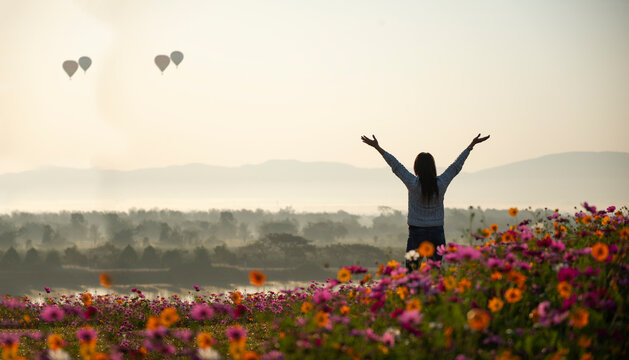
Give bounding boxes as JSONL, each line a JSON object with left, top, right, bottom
{"left": 47, "top": 334, "right": 64, "bottom": 350}
{"left": 146, "top": 316, "right": 161, "bottom": 330}
{"left": 495, "top": 349, "right": 520, "bottom": 360}
{"left": 376, "top": 264, "right": 384, "bottom": 276}
{"left": 396, "top": 286, "right": 409, "bottom": 300}
{"left": 418, "top": 241, "right": 435, "bottom": 258}
{"left": 491, "top": 271, "right": 503, "bottom": 281}
{"left": 444, "top": 326, "right": 453, "bottom": 349}
{"left": 340, "top": 305, "right": 350, "bottom": 316}
{"left": 488, "top": 297, "right": 504, "bottom": 312}
{"left": 2, "top": 342, "right": 19, "bottom": 359}
{"left": 314, "top": 311, "right": 329, "bottom": 327}
{"left": 360, "top": 273, "right": 372, "bottom": 285}
{"left": 550, "top": 348, "right": 569, "bottom": 360}
{"left": 490, "top": 224, "right": 499, "bottom": 232}
{"left": 443, "top": 276, "right": 456, "bottom": 291}
{"left": 229, "top": 340, "right": 246, "bottom": 360}
{"left": 197, "top": 332, "right": 214, "bottom": 349}
{"left": 582, "top": 215, "right": 592, "bottom": 225}
{"left": 578, "top": 335, "right": 591, "bottom": 348}
{"left": 231, "top": 291, "right": 242, "bottom": 305}
{"left": 557, "top": 281, "right": 572, "bottom": 299}
{"left": 591, "top": 242, "right": 609, "bottom": 262}
{"left": 301, "top": 302, "right": 313, "bottom": 314}
{"left": 243, "top": 351, "right": 260, "bottom": 360}
{"left": 93, "top": 354, "right": 108, "bottom": 360}
{"left": 504, "top": 288, "right": 522, "bottom": 303}
{"left": 337, "top": 267, "right": 351, "bottom": 283}
{"left": 79, "top": 343, "right": 96, "bottom": 359}
{"left": 580, "top": 353, "right": 593, "bottom": 360}
{"left": 249, "top": 270, "right": 267, "bottom": 286}
{"left": 405, "top": 299, "right": 421, "bottom": 311}
{"left": 529, "top": 308, "right": 540, "bottom": 323}
{"left": 601, "top": 216, "right": 610, "bottom": 225}
{"left": 458, "top": 278, "right": 472, "bottom": 293}
{"left": 569, "top": 308, "right": 589, "bottom": 328}
{"left": 619, "top": 227, "right": 629, "bottom": 240}
{"left": 99, "top": 273, "right": 112, "bottom": 288}
{"left": 506, "top": 270, "right": 526, "bottom": 288}
{"left": 81, "top": 292, "right": 93, "bottom": 307}
{"left": 508, "top": 208, "right": 518, "bottom": 217}
{"left": 159, "top": 307, "right": 179, "bottom": 327}
{"left": 481, "top": 228, "right": 491, "bottom": 237}
{"left": 501, "top": 232, "right": 515, "bottom": 243}
{"left": 467, "top": 308, "right": 491, "bottom": 331}
{"left": 387, "top": 260, "right": 399, "bottom": 269}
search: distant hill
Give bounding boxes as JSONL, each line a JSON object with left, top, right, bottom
{"left": 0, "top": 152, "right": 627, "bottom": 213}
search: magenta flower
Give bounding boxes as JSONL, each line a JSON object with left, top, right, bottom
{"left": 173, "top": 329, "right": 193, "bottom": 342}
{"left": 191, "top": 303, "right": 214, "bottom": 321}
{"left": 557, "top": 267, "right": 579, "bottom": 282}
{"left": 457, "top": 246, "right": 481, "bottom": 262}
{"left": 312, "top": 289, "right": 332, "bottom": 305}
{"left": 0, "top": 334, "right": 19, "bottom": 346}
{"left": 193, "top": 285, "right": 200, "bottom": 292}
{"left": 44, "top": 287, "right": 51, "bottom": 293}
{"left": 381, "top": 332, "right": 396, "bottom": 347}
{"left": 76, "top": 327, "right": 97, "bottom": 343}
{"left": 398, "top": 309, "right": 422, "bottom": 326}
{"left": 41, "top": 305, "right": 65, "bottom": 322}
{"left": 226, "top": 325, "right": 247, "bottom": 342}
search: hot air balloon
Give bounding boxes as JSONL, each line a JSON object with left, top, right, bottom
{"left": 78, "top": 56, "right": 92, "bottom": 73}
{"left": 170, "top": 51, "right": 184, "bottom": 68}
{"left": 62, "top": 60, "right": 79, "bottom": 79}
{"left": 154, "top": 55, "right": 170, "bottom": 74}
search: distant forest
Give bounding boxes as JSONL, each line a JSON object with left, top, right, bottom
{"left": 0, "top": 206, "right": 556, "bottom": 271}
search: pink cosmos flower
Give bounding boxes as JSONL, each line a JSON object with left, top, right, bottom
{"left": 193, "top": 285, "right": 200, "bottom": 292}
{"left": 41, "top": 305, "right": 65, "bottom": 322}
{"left": 381, "top": 332, "right": 395, "bottom": 347}
{"left": 312, "top": 289, "right": 332, "bottom": 305}
{"left": 550, "top": 239, "right": 565, "bottom": 252}
{"left": 397, "top": 309, "right": 422, "bottom": 326}
{"left": 76, "top": 327, "right": 97, "bottom": 343}
{"left": 44, "top": 287, "right": 51, "bottom": 293}
{"left": 457, "top": 246, "right": 481, "bottom": 262}
{"left": 557, "top": 267, "right": 579, "bottom": 282}
{"left": 190, "top": 303, "right": 214, "bottom": 321}
{"left": 226, "top": 325, "right": 247, "bottom": 342}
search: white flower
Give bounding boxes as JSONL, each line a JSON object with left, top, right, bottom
{"left": 198, "top": 347, "right": 222, "bottom": 360}
{"left": 404, "top": 250, "right": 419, "bottom": 261}
{"left": 48, "top": 349, "right": 70, "bottom": 360}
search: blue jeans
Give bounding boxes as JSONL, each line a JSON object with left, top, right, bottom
{"left": 406, "top": 225, "right": 445, "bottom": 270}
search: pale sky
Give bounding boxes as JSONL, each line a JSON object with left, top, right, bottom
{"left": 1, "top": 0, "right": 628, "bottom": 175}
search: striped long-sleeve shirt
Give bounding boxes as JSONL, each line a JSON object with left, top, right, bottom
{"left": 381, "top": 148, "right": 470, "bottom": 226}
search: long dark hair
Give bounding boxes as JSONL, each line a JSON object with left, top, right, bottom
{"left": 414, "top": 152, "right": 439, "bottom": 202}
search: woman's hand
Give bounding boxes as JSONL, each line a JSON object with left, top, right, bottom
{"left": 469, "top": 133, "right": 490, "bottom": 150}
{"left": 361, "top": 135, "right": 380, "bottom": 149}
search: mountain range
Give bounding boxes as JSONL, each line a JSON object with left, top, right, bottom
{"left": 1, "top": 151, "right": 627, "bottom": 213}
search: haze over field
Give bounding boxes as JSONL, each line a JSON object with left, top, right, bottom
{"left": 1, "top": 0, "right": 628, "bottom": 212}
{"left": 1, "top": 151, "right": 627, "bottom": 214}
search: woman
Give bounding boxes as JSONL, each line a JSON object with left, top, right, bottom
{"left": 361, "top": 133, "right": 490, "bottom": 270}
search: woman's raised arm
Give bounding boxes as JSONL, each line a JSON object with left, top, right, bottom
{"left": 361, "top": 135, "right": 416, "bottom": 188}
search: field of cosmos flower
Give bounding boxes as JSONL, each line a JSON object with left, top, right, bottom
{"left": 1, "top": 202, "right": 627, "bottom": 359}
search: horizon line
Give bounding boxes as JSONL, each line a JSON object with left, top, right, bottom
{"left": 1, "top": 150, "right": 627, "bottom": 176}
